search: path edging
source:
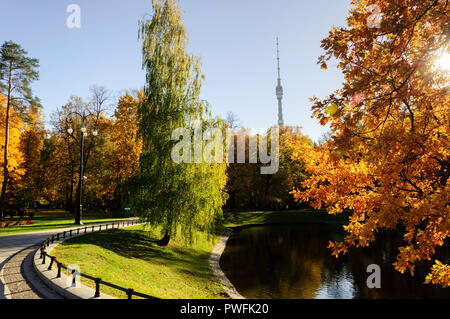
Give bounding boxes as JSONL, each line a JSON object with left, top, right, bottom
{"left": 0, "top": 259, "right": 12, "bottom": 299}
{"left": 21, "top": 246, "right": 63, "bottom": 299}
{"left": 209, "top": 228, "right": 245, "bottom": 299}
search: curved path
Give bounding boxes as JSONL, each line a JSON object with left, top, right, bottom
{"left": 0, "top": 221, "right": 135, "bottom": 299}
{"left": 1, "top": 246, "right": 55, "bottom": 299}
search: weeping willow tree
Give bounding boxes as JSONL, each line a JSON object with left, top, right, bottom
{"left": 129, "top": 0, "right": 227, "bottom": 246}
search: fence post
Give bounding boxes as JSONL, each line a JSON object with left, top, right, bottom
{"left": 57, "top": 262, "right": 62, "bottom": 278}
{"left": 63, "top": 231, "right": 66, "bottom": 239}
{"left": 99, "top": 225, "right": 102, "bottom": 231}
{"left": 77, "top": 228, "right": 80, "bottom": 235}
{"left": 94, "top": 278, "right": 101, "bottom": 298}
{"left": 85, "top": 227, "right": 87, "bottom": 233}
{"left": 70, "top": 230, "right": 73, "bottom": 237}
{"left": 51, "top": 235, "right": 55, "bottom": 243}
{"left": 72, "top": 269, "right": 77, "bottom": 286}
{"left": 126, "top": 288, "right": 134, "bottom": 300}
{"left": 48, "top": 256, "right": 56, "bottom": 270}
{"left": 92, "top": 226, "right": 95, "bottom": 232}
{"left": 57, "top": 233, "right": 60, "bottom": 241}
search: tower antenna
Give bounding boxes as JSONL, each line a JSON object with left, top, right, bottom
{"left": 276, "top": 37, "right": 284, "bottom": 126}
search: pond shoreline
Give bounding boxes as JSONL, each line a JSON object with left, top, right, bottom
{"left": 229, "top": 220, "right": 347, "bottom": 232}
{"left": 223, "top": 209, "right": 351, "bottom": 231}
{"left": 215, "top": 210, "right": 351, "bottom": 299}
{"left": 209, "top": 228, "right": 246, "bottom": 299}
{"left": 219, "top": 217, "right": 450, "bottom": 299}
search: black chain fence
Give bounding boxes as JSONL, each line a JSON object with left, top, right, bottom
{"left": 39, "top": 219, "right": 159, "bottom": 300}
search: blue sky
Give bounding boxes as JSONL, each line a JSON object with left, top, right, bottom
{"left": 0, "top": 0, "right": 351, "bottom": 142}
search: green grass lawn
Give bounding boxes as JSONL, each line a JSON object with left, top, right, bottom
{"left": 51, "top": 225, "right": 228, "bottom": 299}
{"left": 0, "top": 210, "right": 133, "bottom": 236}
{"left": 223, "top": 208, "right": 350, "bottom": 228}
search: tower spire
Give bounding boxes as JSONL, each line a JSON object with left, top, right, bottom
{"left": 277, "top": 37, "right": 281, "bottom": 80}
{"left": 276, "top": 37, "right": 284, "bottom": 126}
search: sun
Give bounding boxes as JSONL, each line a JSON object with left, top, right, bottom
{"left": 434, "top": 51, "right": 450, "bottom": 71}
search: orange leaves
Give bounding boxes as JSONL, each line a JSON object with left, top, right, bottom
{"left": 102, "top": 92, "right": 143, "bottom": 200}
{"left": 0, "top": 94, "right": 25, "bottom": 193}
{"left": 19, "top": 110, "right": 46, "bottom": 195}
{"left": 425, "top": 261, "right": 450, "bottom": 288}
{"left": 393, "top": 245, "right": 420, "bottom": 276}
{"left": 289, "top": 0, "right": 450, "bottom": 287}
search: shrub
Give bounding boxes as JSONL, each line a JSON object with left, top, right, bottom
{"left": 0, "top": 220, "right": 36, "bottom": 228}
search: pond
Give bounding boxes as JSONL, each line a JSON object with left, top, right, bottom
{"left": 219, "top": 223, "right": 450, "bottom": 299}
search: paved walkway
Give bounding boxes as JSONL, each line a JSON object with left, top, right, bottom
{"left": 2, "top": 246, "right": 44, "bottom": 299}
{"left": 0, "top": 221, "right": 137, "bottom": 299}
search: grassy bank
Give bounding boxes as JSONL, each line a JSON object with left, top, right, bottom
{"left": 0, "top": 210, "right": 133, "bottom": 236}
{"left": 223, "top": 209, "right": 350, "bottom": 228}
{"left": 51, "top": 225, "right": 228, "bottom": 299}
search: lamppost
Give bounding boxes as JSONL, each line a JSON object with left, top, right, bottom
{"left": 66, "top": 110, "right": 98, "bottom": 225}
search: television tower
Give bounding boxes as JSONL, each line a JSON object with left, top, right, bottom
{"left": 276, "top": 37, "right": 284, "bottom": 126}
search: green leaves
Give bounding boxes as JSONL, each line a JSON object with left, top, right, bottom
{"left": 131, "top": 0, "right": 226, "bottom": 244}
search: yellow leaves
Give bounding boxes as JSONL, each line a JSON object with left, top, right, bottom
{"left": 0, "top": 94, "right": 25, "bottom": 186}
{"left": 289, "top": 0, "right": 450, "bottom": 288}
{"left": 19, "top": 116, "right": 45, "bottom": 193}
{"left": 102, "top": 92, "right": 144, "bottom": 199}
{"left": 425, "top": 260, "right": 450, "bottom": 288}
{"left": 325, "top": 104, "right": 339, "bottom": 115}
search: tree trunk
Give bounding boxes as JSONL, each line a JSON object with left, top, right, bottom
{"left": 156, "top": 230, "right": 171, "bottom": 247}
{"left": 0, "top": 61, "right": 13, "bottom": 222}
{"left": 263, "top": 175, "right": 271, "bottom": 210}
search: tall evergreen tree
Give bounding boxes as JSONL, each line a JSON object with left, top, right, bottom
{"left": 129, "top": 0, "right": 227, "bottom": 245}
{"left": 0, "top": 41, "right": 39, "bottom": 221}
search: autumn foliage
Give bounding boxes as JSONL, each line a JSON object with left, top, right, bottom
{"left": 226, "top": 126, "right": 312, "bottom": 210}
{"left": 101, "top": 92, "right": 143, "bottom": 206}
{"left": 290, "top": 0, "right": 449, "bottom": 287}
{"left": 0, "top": 94, "right": 24, "bottom": 199}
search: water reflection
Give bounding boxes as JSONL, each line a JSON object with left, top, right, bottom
{"left": 219, "top": 224, "right": 450, "bottom": 299}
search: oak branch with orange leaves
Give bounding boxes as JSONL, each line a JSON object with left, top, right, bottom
{"left": 290, "top": 0, "right": 449, "bottom": 287}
